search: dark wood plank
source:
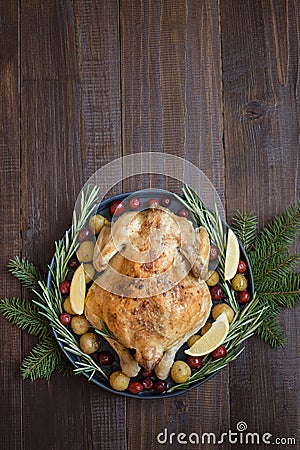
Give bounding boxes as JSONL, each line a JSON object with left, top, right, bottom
{"left": 121, "top": 2, "right": 228, "bottom": 450}
{"left": 21, "top": 1, "right": 86, "bottom": 448}
{"left": 0, "top": 2, "right": 22, "bottom": 449}
{"left": 221, "top": 0, "right": 300, "bottom": 446}
{"left": 21, "top": 1, "right": 124, "bottom": 449}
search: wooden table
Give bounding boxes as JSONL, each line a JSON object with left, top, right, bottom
{"left": 1, "top": 1, "right": 299, "bottom": 449}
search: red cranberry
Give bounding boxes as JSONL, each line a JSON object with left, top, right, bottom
{"left": 142, "top": 369, "right": 154, "bottom": 378}
{"left": 177, "top": 208, "right": 189, "bottom": 218}
{"left": 98, "top": 351, "right": 114, "bottom": 366}
{"left": 142, "top": 378, "right": 154, "bottom": 390}
{"left": 68, "top": 256, "right": 80, "bottom": 269}
{"left": 60, "top": 313, "right": 72, "bottom": 326}
{"left": 129, "top": 197, "right": 141, "bottom": 210}
{"left": 128, "top": 381, "right": 144, "bottom": 394}
{"left": 186, "top": 356, "right": 202, "bottom": 369}
{"left": 59, "top": 280, "right": 71, "bottom": 294}
{"left": 154, "top": 380, "right": 167, "bottom": 394}
{"left": 210, "top": 286, "right": 224, "bottom": 301}
{"left": 237, "top": 260, "right": 247, "bottom": 274}
{"left": 78, "top": 227, "right": 93, "bottom": 242}
{"left": 148, "top": 198, "right": 159, "bottom": 208}
{"left": 212, "top": 345, "right": 227, "bottom": 359}
{"left": 161, "top": 197, "right": 171, "bottom": 207}
{"left": 209, "top": 244, "right": 218, "bottom": 261}
{"left": 109, "top": 200, "right": 125, "bottom": 216}
{"left": 237, "top": 290, "right": 251, "bottom": 304}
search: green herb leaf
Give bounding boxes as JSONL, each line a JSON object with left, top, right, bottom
{"left": 5, "top": 184, "right": 300, "bottom": 390}
{"left": 252, "top": 201, "right": 300, "bottom": 254}
{"left": 8, "top": 257, "right": 43, "bottom": 292}
{"left": 95, "top": 321, "right": 118, "bottom": 341}
{"left": 0, "top": 297, "right": 51, "bottom": 339}
{"left": 256, "top": 317, "right": 288, "bottom": 348}
{"left": 56, "top": 356, "right": 74, "bottom": 377}
{"left": 21, "top": 336, "right": 63, "bottom": 380}
{"left": 257, "top": 273, "right": 300, "bottom": 308}
{"left": 253, "top": 252, "right": 299, "bottom": 282}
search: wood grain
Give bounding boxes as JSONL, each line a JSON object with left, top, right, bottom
{"left": 221, "top": 0, "right": 300, "bottom": 447}
{"left": 0, "top": 2, "right": 22, "bottom": 449}
{"left": 20, "top": 1, "right": 124, "bottom": 449}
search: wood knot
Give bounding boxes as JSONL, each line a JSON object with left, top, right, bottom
{"left": 241, "top": 101, "right": 267, "bottom": 121}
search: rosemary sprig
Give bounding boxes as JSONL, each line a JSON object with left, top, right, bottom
{"left": 95, "top": 321, "right": 118, "bottom": 341}
{"left": 29, "top": 186, "right": 109, "bottom": 381}
{"left": 175, "top": 185, "right": 226, "bottom": 259}
{"left": 169, "top": 348, "right": 244, "bottom": 392}
{"left": 1, "top": 184, "right": 299, "bottom": 391}
{"left": 176, "top": 186, "right": 238, "bottom": 312}
{"left": 1, "top": 186, "right": 110, "bottom": 381}
{"left": 52, "top": 185, "right": 100, "bottom": 309}
{"left": 169, "top": 189, "right": 265, "bottom": 391}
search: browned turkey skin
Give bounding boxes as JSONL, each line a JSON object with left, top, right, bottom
{"left": 84, "top": 207, "right": 212, "bottom": 378}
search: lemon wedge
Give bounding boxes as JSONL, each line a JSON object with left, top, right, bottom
{"left": 224, "top": 228, "right": 240, "bottom": 281}
{"left": 70, "top": 265, "right": 86, "bottom": 315}
{"left": 184, "top": 312, "right": 229, "bottom": 356}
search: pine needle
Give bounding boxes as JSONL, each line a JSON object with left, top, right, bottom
{"left": 8, "top": 257, "right": 43, "bottom": 292}
{"left": 21, "top": 336, "right": 62, "bottom": 380}
{"left": 231, "top": 211, "right": 258, "bottom": 249}
{"left": 0, "top": 298, "right": 51, "bottom": 339}
{"left": 253, "top": 200, "right": 300, "bottom": 255}
{"left": 55, "top": 355, "right": 74, "bottom": 377}
{"left": 256, "top": 318, "right": 288, "bottom": 348}
{"left": 4, "top": 185, "right": 300, "bottom": 388}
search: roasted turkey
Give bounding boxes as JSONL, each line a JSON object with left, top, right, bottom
{"left": 84, "top": 206, "right": 212, "bottom": 379}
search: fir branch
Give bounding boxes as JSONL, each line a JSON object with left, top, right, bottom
{"left": 252, "top": 201, "right": 300, "bottom": 254}
{"left": 256, "top": 273, "right": 300, "bottom": 308}
{"left": 6, "top": 183, "right": 300, "bottom": 390}
{"left": 8, "top": 257, "right": 43, "bottom": 292}
{"left": 256, "top": 317, "right": 288, "bottom": 348}
{"left": 21, "top": 336, "right": 62, "bottom": 380}
{"left": 0, "top": 298, "right": 51, "bottom": 339}
{"left": 55, "top": 355, "right": 74, "bottom": 377}
{"left": 231, "top": 211, "right": 258, "bottom": 249}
